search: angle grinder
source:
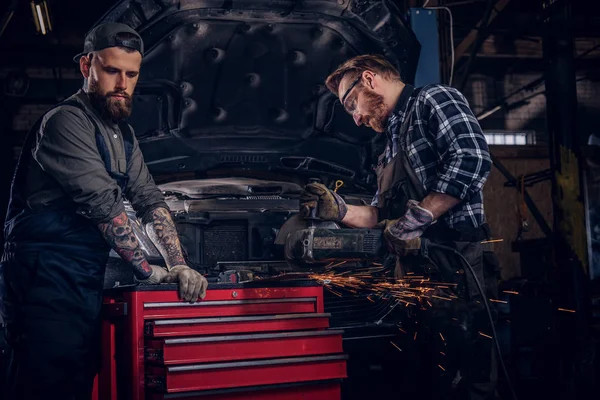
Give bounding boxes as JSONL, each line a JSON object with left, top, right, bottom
{"left": 279, "top": 179, "right": 431, "bottom": 265}
{"left": 278, "top": 178, "right": 388, "bottom": 266}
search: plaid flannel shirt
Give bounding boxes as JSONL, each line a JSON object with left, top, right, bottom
{"left": 371, "top": 84, "right": 492, "bottom": 229}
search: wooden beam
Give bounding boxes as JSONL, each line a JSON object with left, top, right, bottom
{"left": 453, "top": 0, "right": 511, "bottom": 65}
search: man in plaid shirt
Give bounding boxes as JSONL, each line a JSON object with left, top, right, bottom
{"left": 370, "top": 83, "right": 491, "bottom": 229}
{"left": 300, "top": 55, "right": 500, "bottom": 400}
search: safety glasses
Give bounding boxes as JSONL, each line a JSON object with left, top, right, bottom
{"left": 340, "top": 74, "right": 363, "bottom": 114}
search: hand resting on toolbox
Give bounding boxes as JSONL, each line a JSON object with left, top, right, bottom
{"left": 162, "top": 265, "right": 208, "bottom": 302}
{"left": 136, "top": 264, "right": 207, "bottom": 302}
{"left": 130, "top": 207, "right": 209, "bottom": 302}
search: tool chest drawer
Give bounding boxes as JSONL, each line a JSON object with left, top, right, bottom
{"left": 145, "top": 330, "right": 344, "bottom": 364}
{"left": 97, "top": 284, "right": 344, "bottom": 400}
{"left": 139, "top": 286, "right": 325, "bottom": 321}
{"left": 142, "top": 297, "right": 317, "bottom": 320}
{"left": 145, "top": 381, "right": 342, "bottom": 400}
{"left": 145, "top": 355, "right": 348, "bottom": 393}
{"left": 144, "top": 313, "right": 331, "bottom": 337}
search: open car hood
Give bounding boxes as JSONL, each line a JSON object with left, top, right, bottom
{"left": 93, "top": 0, "right": 420, "bottom": 187}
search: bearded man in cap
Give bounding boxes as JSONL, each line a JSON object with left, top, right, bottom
{"left": 0, "top": 23, "right": 207, "bottom": 399}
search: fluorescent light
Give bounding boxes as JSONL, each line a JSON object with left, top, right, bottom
{"left": 30, "top": 1, "right": 52, "bottom": 35}
{"left": 35, "top": 4, "right": 45, "bottom": 35}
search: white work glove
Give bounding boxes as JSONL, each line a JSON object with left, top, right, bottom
{"left": 162, "top": 265, "right": 208, "bottom": 302}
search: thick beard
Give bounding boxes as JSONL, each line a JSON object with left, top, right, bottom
{"left": 87, "top": 78, "right": 132, "bottom": 121}
{"left": 361, "top": 89, "right": 389, "bottom": 133}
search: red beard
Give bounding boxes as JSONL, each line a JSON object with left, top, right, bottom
{"left": 360, "top": 89, "right": 389, "bottom": 133}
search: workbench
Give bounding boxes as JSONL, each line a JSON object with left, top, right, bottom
{"left": 92, "top": 281, "right": 347, "bottom": 400}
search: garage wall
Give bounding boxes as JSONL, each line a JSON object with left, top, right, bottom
{"left": 483, "top": 146, "right": 553, "bottom": 280}
{"left": 464, "top": 72, "right": 600, "bottom": 146}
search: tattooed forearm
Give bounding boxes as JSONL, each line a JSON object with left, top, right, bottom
{"left": 145, "top": 207, "right": 186, "bottom": 270}
{"left": 98, "top": 211, "right": 152, "bottom": 279}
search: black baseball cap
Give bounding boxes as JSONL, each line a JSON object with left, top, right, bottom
{"left": 73, "top": 22, "right": 144, "bottom": 62}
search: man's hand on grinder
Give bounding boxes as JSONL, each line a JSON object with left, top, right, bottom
{"left": 379, "top": 200, "right": 434, "bottom": 255}
{"left": 299, "top": 183, "right": 348, "bottom": 222}
{"left": 163, "top": 265, "right": 208, "bottom": 302}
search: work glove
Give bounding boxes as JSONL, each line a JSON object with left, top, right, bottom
{"left": 136, "top": 264, "right": 169, "bottom": 284}
{"left": 299, "top": 183, "right": 348, "bottom": 222}
{"left": 163, "top": 265, "right": 208, "bottom": 302}
{"left": 378, "top": 200, "right": 434, "bottom": 255}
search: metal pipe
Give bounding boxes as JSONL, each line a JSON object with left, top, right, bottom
{"left": 0, "top": 0, "right": 20, "bottom": 38}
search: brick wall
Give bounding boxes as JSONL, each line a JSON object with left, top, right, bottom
{"left": 12, "top": 104, "right": 54, "bottom": 132}
{"left": 0, "top": 67, "right": 80, "bottom": 80}
{"left": 463, "top": 72, "right": 600, "bottom": 145}
{"left": 2, "top": 67, "right": 81, "bottom": 154}
{"left": 483, "top": 150, "right": 553, "bottom": 280}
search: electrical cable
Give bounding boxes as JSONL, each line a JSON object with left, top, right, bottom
{"left": 423, "top": 6, "right": 455, "bottom": 86}
{"left": 422, "top": 239, "right": 519, "bottom": 400}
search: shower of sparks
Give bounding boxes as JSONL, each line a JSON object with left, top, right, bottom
{"left": 306, "top": 266, "right": 462, "bottom": 310}
{"left": 478, "top": 332, "right": 492, "bottom": 339}
{"left": 390, "top": 341, "right": 403, "bottom": 352}
{"left": 440, "top": 352, "right": 446, "bottom": 356}
{"left": 489, "top": 299, "right": 508, "bottom": 304}
{"left": 264, "top": 262, "right": 476, "bottom": 329}
{"left": 324, "top": 260, "right": 348, "bottom": 271}
{"left": 558, "top": 308, "right": 576, "bottom": 313}
{"left": 414, "top": 332, "right": 418, "bottom": 341}
{"left": 439, "top": 333, "right": 445, "bottom": 342}
{"left": 438, "top": 364, "right": 446, "bottom": 371}
{"left": 326, "top": 287, "right": 343, "bottom": 297}
{"left": 480, "top": 239, "right": 504, "bottom": 244}
{"left": 503, "top": 290, "right": 519, "bottom": 295}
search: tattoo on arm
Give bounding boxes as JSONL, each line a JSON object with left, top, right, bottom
{"left": 145, "top": 207, "right": 186, "bottom": 270}
{"left": 98, "top": 211, "right": 152, "bottom": 279}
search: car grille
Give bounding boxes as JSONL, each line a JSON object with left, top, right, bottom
{"left": 201, "top": 223, "right": 248, "bottom": 266}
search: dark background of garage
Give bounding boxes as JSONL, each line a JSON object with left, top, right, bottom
{"left": 1, "top": 1, "right": 600, "bottom": 399}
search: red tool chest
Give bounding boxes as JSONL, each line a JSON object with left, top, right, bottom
{"left": 96, "top": 282, "right": 346, "bottom": 400}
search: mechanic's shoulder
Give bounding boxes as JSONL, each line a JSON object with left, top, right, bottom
{"left": 42, "top": 102, "right": 95, "bottom": 133}
{"left": 418, "top": 84, "right": 465, "bottom": 100}
{"left": 416, "top": 84, "right": 469, "bottom": 112}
